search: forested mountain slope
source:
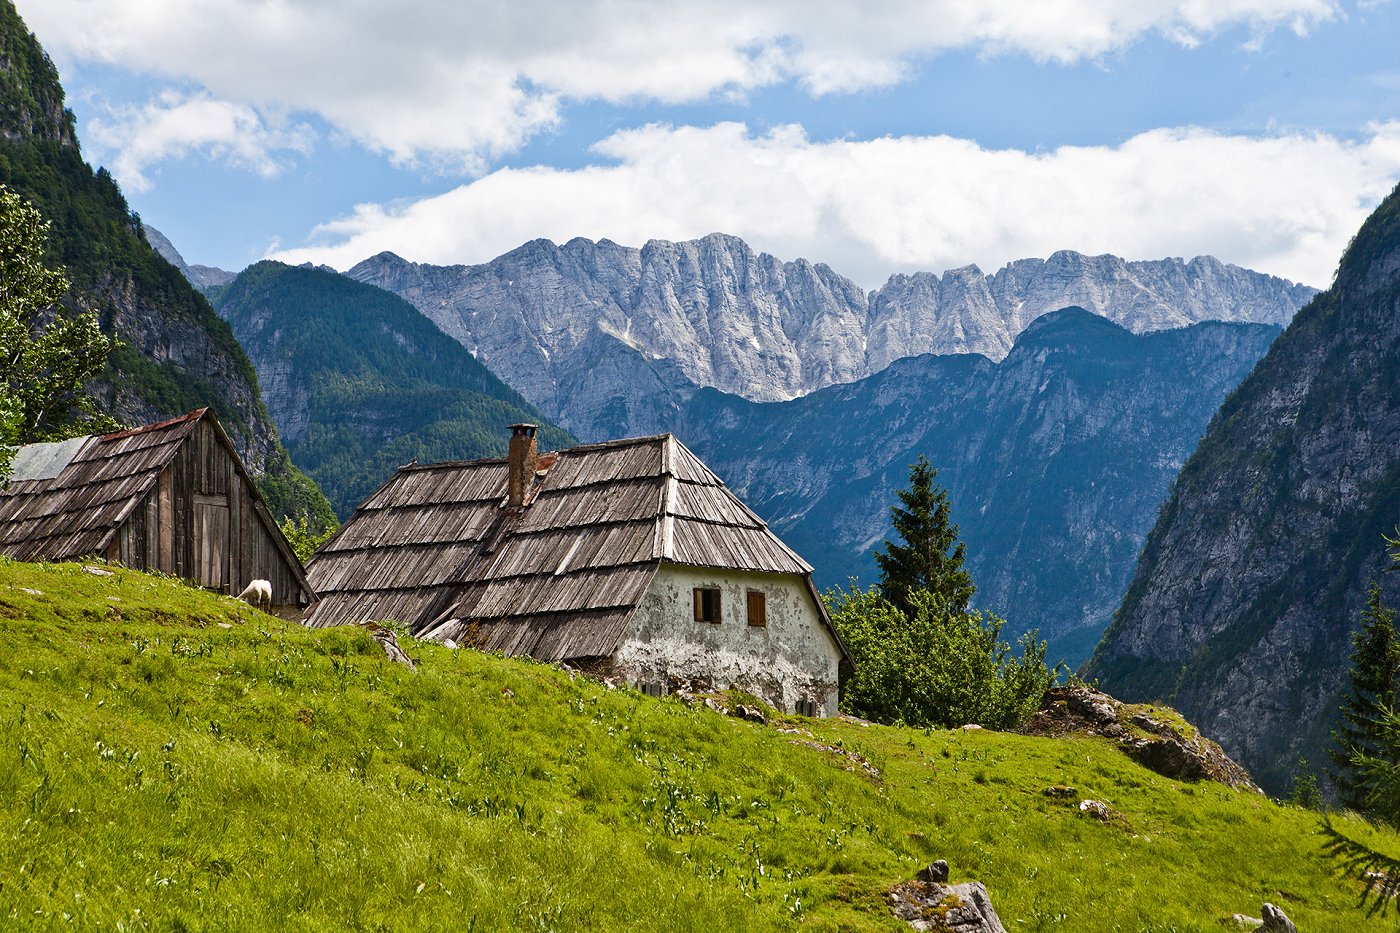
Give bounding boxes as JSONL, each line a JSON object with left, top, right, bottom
{"left": 215, "top": 261, "right": 573, "bottom": 517}
{"left": 675, "top": 308, "right": 1280, "bottom": 665}
{"left": 1087, "top": 182, "right": 1400, "bottom": 793}
{"left": 0, "top": 1, "right": 331, "bottom": 527}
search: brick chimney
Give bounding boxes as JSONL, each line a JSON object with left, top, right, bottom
{"left": 507, "top": 423, "right": 538, "bottom": 508}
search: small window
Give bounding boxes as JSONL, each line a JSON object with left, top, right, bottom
{"left": 693, "top": 586, "right": 721, "bottom": 623}
{"left": 746, "top": 590, "right": 767, "bottom": 627}
{"left": 797, "top": 698, "right": 820, "bottom": 717}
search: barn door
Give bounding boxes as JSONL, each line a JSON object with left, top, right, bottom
{"left": 193, "top": 495, "right": 230, "bottom": 591}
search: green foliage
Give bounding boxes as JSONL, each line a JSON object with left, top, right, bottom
{"left": 1286, "top": 758, "right": 1325, "bottom": 812}
{"left": 826, "top": 584, "right": 1060, "bottom": 730}
{"left": 0, "top": 185, "right": 117, "bottom": 476}
{"left": 0, "top": 6, "right": 334, "bottom": 528}
{"left": 2, "top": 559, "right": 1398, "bottom": 931}
{"left": 1331, "top": 582, "right": 1400, "bottom": 814}
{"left": 215, "top": 261, "right": 575, "bottom": 518}
{"left": 874, "top": 455, "right": 974, "bottom": 614}
{"left": 278, "top": 513, "right": 338, "bottom": 563}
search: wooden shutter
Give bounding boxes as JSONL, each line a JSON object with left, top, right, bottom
{"left": 746, "top": 590, "right": 766, "bottom": 626}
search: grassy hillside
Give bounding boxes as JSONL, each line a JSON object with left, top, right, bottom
{"left": 1, "top": 560, "right": 1396, "bottom": 931}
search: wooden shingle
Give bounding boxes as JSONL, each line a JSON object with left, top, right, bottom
{"left": 305, "top": 433, "right": 836, "bottom": 662}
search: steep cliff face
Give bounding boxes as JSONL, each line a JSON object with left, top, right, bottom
{"left": 673, "top": 309, "right": 1280, "bottom": 666}
{"left": 350, "top": 236, "right": 1312, "bottom": 441}
{"left": 0, "top": 1, "right": 331, "bottom": 527}
{"left": 215, "top": 261, "right": 573, "bottom": 518}
{"left": 1087, "top": 183, "right": 1400, "bottom": 792}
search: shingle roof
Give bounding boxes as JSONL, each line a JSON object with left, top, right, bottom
{"left": 0, "top": 410, "right": 313, "bottom": 602}
{"left": 305, "top": 433, "right": 841, "bottom": 664}
{"left": 0, "top": 411, "right": 204, "bottom": 560}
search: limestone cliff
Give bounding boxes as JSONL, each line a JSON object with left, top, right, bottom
{"left": 1086, "top": 182, "right": 1400, "bottom": 792}
{"left": 349, "top": 235, "right": 1312, "bottom": 441}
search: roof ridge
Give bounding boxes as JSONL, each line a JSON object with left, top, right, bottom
{"left": 558, "top": 433, "right": 671, "bottom": 455}
{"left": 99, "top": 408, "right": 207, "bottom": 441}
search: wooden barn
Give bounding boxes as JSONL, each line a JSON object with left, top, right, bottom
{"left": 306, "top": 425, "right": 850, "bottom": 715}
{"left": 0, "top": 409, "right": 313, "bottom": 609}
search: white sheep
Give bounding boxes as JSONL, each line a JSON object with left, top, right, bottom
{"left": 236, "top": 578, "right": 272, "bottom": 610}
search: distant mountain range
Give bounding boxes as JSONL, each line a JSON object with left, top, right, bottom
{"left": 348, "top": 234, "right": 1315, "bottom": 441}
{"left": 674, "top": 308, "right": 1280, "bottom": 665}
{"left": 151, "top": 230, "right": 1307, "bottom": 667}
{"left": 1087, "top": 182, "right": 1400, "bottom": 793}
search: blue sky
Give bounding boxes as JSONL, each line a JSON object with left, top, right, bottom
{"left": 16, "top": 0, "right": 1400, "bottom": 288}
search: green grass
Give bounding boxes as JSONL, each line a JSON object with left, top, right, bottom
{"left": 1, "top": 560, "right": 1398, "bottom": 931}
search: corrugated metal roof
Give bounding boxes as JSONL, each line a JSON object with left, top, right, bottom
{"left": 305, "top": 432, "right": 834, "bottom": 662}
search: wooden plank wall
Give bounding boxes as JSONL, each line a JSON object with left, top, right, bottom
{"left": 112, "top": 421, "right": 309, "bottom": 606}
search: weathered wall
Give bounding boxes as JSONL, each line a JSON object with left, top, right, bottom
{"left": 610, "top": 563, "right": 843, "bottom": 715}
{"left": 110, "top": 420, "right": 310, "bottom": 606}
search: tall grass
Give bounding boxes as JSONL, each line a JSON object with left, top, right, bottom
{"left": 1, "top": 560, "right": 1397, "bottom": 931}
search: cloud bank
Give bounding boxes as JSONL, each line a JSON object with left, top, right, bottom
{"left": 23, "top": 0, "right": 1340, "bottom": 173}
{"left": 269, "top": 121, "right": 1400, "bottom": 290}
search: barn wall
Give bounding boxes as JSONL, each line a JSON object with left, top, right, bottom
{"left": 114, "top": 420, "right": 309, "bottom": 606}
{"left": 610, "top": 563, "right": 843, "bottom": 715}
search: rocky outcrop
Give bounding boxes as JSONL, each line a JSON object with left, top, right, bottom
{"left": 145, "top": 226, "right": 235, "bottom": 291}
{"left": 1086, "top": 182, "right": 1400, "bottom": 793}
{"left": 1019, "top": 686, "right": 1261, "bottom": 791}
{"left": 674, "top": 309, "right": 1279, "bottom": 664}
{"left": 349, "top": 236, "right": 1314, "bottom": 440}
{"left": 891, "top": 869, "right": 1009, "bottom": 933}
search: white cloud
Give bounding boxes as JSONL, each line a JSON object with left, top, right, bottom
{"left": 87, "top": 91, "right": 313, "bottom": 191}
{"left": 270, "top": 121, "right": 1400, "bottom": 290}
{"left": 20, "top": 0, "right": 1340, "bottom": 172}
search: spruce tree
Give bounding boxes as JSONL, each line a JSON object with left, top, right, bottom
{"left": 1331, "top": 583, "right": 1400, "bottom": 813}
{"left": 874, "top": 455, "right": 974, "bottom": 614}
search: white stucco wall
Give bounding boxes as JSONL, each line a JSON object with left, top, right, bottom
{"left": 609, "top": 562, "right": 844, "bottom": 716}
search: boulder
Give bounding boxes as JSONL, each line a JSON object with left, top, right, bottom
{"left": 1261, "top": 903, "right": 1297, "bottom": 933}
{"left": 1019, "top": 686, "right": 1261, "bottom": 792}
{"left": 890, "top": 880, "right": 1008, "bottom": 932}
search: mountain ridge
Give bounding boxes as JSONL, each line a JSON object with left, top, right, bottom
{"left": 348, "top": 234, "right": 1314, "bottom": 441}
{"left": 672, "top": 307, "right": 1282, "bottom": 665}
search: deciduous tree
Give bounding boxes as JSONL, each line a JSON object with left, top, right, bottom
{"left": 0, "top": 185, "right": 116, "bottom": 476}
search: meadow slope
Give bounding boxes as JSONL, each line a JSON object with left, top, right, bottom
{"left": 1, "top": 560, "right": 1395, "bottom": 931}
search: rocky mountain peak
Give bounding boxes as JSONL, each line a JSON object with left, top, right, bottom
{"left": 351, "top": 234, "right": 1317, "bottom": 441}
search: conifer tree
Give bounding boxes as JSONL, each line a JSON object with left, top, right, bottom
{"left": 874, "top": 455, "right": 974, "bottom": 614}
{"left": 1331, "top": 582, "right": 1400, "bottom": 813}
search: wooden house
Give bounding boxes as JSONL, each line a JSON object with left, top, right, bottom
{"left": 306, "top": 425, "right": 851, "bottom": 714}
{"left": 0, "top": 409, "right": 313, "bottom": 609}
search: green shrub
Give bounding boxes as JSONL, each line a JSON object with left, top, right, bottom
{"left": 827, "top": 584, "right": 1061, "bottom": 729}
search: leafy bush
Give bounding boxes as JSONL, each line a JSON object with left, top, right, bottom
{"left": 827, "top": 583, "right": 1061, "bottom": 729}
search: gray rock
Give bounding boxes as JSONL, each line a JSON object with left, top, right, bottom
{"left": 1261, "top": 903, "right": 1297, "bottom": 933}
{"left": 1085, "top": 184, "right": 1400, "bottom": 793}
{"left": 348, "top": 236, "right": 1314, "bottom": 442}
{"left": 917, "top": 860, "right": 950, "bottom": 883}
{"left": 891, "top": 880, "right": 1008, "bottom": 932}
